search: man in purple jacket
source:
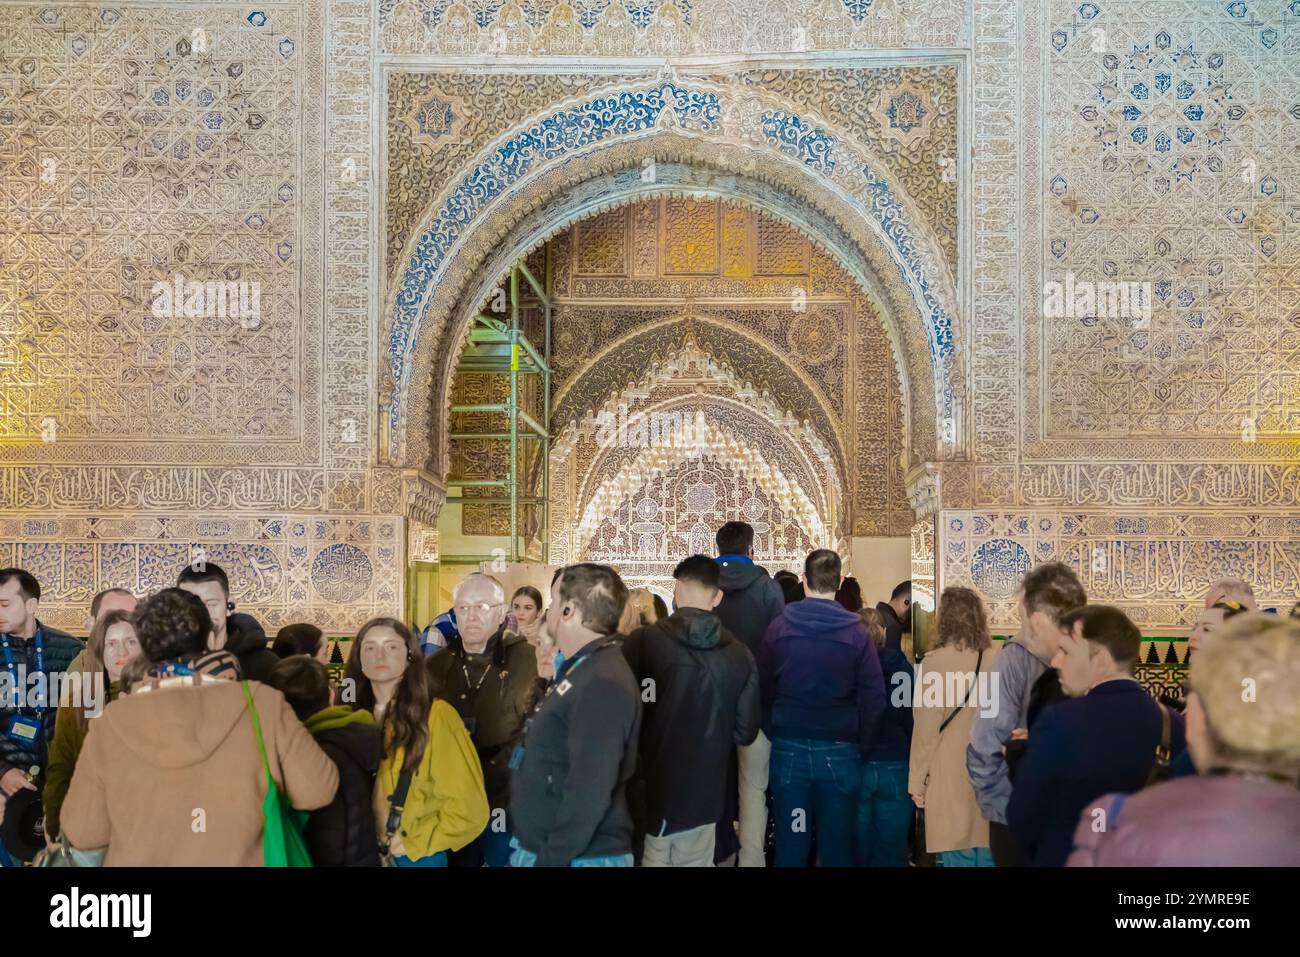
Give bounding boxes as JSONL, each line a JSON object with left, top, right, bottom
{"left": 756, "top": 549, "right": 886, "bottom": 867}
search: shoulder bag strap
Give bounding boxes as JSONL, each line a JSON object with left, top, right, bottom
{"left": 938, "top": 649, "right": 984, "bottom": 735}
{"left": 240, "top": 680, "right": 274, "bottom": 785}
{"left": 1145, "top": 703, "right": 1172, "bottom": 787}
{"left": 383, "top": 765, "right": 416, "bottom": 848}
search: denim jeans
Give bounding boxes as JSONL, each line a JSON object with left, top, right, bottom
{"left": 854, "top": 760, "right": 912, "bottom": 867}
{"left": 769, "top": 738, "right": 862, "bottom": 867}
{"left": 508, "top": 837, "right": 633, "bottom": 867}
{"left": 451, "top": 823, "right": 514, "bottom": 868}
{"left": 938, "top": 847, "right": 994, "bottom": 867}
{"left": 393, "top": 851, "right": 448, "bottom": 867}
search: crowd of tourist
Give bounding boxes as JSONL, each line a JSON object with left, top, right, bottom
{"left": 0, "top": 521, "right": 1296, "bottom": 867}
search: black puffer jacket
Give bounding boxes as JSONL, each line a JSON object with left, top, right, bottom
{"left": 226, "top": 613, "right": 278, "bottom": 683}
{"left": 622, "top": 608, "right": 760, "bottom": 836}
{"left": 714, "top": 559, "right": 786, "bottom": 656}
{"left": 427, "top": 628, "right": 541, "bottom": 812}
{"left": 302, "top": 706, "right": 383, "bottom": 867}
{"left": 0, "top": 622, "right": 83, "bottom": 778}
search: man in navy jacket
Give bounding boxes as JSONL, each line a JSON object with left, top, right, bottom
{"left": 1007, "top": 604, "right": 1185, "bottom": 866}
{"left": 757, "top": 549, "right": 885, "bottom": 866}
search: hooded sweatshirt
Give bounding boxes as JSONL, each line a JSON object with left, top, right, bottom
{"left": 714, "top": 557, "right": 786, "bottom": 656}
{"left": 60, "top": 680, "right": 339, "bottom": 865}
{"left": 756, "top": 597, "right": 886, "bottom": 753}
{"left": 302, "top": 706, "right": 383, "bottom": 867}
{"left": 225, "top": 612, "right": 279, "bottom": 683}
{"left": 622, "top": 607, "right": 760, "bottom": 836}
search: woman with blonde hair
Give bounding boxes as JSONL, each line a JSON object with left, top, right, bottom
{"left": 908, "top": 586, "right": 998, "bottom": 866}
{"left": 617, "top": 587, "right": 659, "bottom": 635}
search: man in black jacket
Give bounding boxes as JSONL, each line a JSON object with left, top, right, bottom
{"left": 268, "top": 655, "right": 382, "bottom": 866}
{"left": 713, "top": 521, "right": 785, "bottom": 866}
{"left": 0, "top": 568, "right": 83, "bottom": 866}
{"left": 427, "top": 572, "right": 540, "bottom": 867}
{"left": 509, "top": 563, "right": 641, "bottom": 867}
{"left": 622, "top": 555, "right": 760, "bottom": 866}
{"left": 875, "top": 580, "right": 912, "bottom": 655}
{"left": 177, "top": 562, "right": 279, "bottom": 681}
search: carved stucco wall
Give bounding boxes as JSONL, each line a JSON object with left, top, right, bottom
{"left": 0, "top": 0, "right": 398, "bottom": 633}
{"left": 381, "top": 0, "right": 1300, "bottom": 632}
{"left": 938, "top": 0, "right": 1300, "bottom": 631}
{"left": 6, "top": 0, "right": 1295, "bottom": 634}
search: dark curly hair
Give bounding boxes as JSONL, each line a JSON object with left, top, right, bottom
{"left": 134, "top": 588, "right": 212, "bottom": 663}
{"left": 935, "top": 586, "right": 992, "bottom": 652}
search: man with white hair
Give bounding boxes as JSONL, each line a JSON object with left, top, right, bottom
{"left": 427, "top": 573, "right": 540, "bottom": 867}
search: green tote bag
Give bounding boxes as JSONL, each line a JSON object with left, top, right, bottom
{"left": 241, "top": 680, "right": 314, "bottom": 867}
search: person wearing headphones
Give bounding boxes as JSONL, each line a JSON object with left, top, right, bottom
{"left": 177, "top": 562, "right": 279, "bottom": 682}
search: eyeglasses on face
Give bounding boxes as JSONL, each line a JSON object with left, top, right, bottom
{"left": 454, "top": 601, "right": 503, "bottom": 618}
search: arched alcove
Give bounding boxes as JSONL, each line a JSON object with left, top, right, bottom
{"left": 383, "top": 78, "right": 965, "bottom": 492}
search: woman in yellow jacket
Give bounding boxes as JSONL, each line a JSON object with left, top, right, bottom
{"left": 343, "top": 617, "right": 488, "bottom": 866}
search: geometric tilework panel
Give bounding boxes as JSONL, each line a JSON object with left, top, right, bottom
{"left": 1034, "top": 0, "right": 1300, "bottom": 451}
{"left": 941, "top": 509, "right": 1300, "bottom": 635}
{"left": 0, "top": 514, "right": 403, "bottom": 636}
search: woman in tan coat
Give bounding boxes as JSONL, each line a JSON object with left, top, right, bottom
{"left": 61, "top": 588, "right": 339, "bottom": 866}
{"left": 908, "top": 586, "right": 997, "bottom": 866}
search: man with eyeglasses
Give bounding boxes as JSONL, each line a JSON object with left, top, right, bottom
{"left": 427, "top": 573, "right": 540, "bottom": 867}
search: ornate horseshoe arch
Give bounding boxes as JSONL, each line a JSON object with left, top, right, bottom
{"left": 384, "top": 77, "right": 966, "bottom": 497}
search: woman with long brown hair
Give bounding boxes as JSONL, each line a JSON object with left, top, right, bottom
{"left": 43, "top": 609, "right": 142, "bottom": 840}
{"left": 507, "top": 585, "right": 544, "bottom": 642}
{"left": 343, "top": 617, "right": 488, "bottom": 866}
{"left": 908, "top": 586, "right": 998, "bottom": 867}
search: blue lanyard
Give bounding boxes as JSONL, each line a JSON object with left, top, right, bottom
{"left": 1, "top": 627, "right": 45, "bottom": 716}
{"left": 553, "top": 638, "right": 618, "bottom": 686}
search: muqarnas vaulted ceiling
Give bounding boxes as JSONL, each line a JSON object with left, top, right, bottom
{"left": 543, "top": 198, "right": 914, "bottom": 544}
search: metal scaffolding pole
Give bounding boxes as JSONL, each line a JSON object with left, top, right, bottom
{"left": 442, "top": 255, "right": 551, "bottom": 569}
